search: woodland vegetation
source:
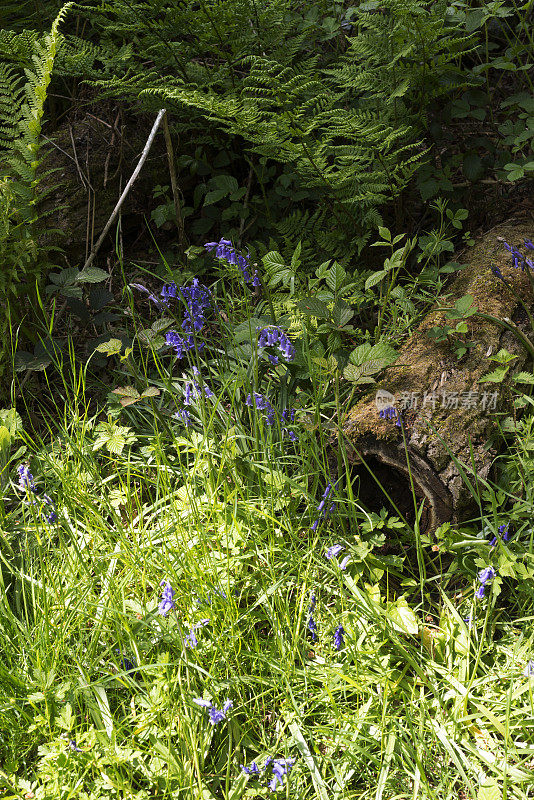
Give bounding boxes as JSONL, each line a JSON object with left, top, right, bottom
{"left": 0, "top": 0, "right": 534, "bottom": 798}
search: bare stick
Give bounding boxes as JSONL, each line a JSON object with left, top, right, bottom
{"left": 80, "top": 108, "right": 166, "bottom": 273}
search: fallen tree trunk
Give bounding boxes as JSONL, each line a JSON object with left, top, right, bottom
{"left": 343, "top": 219, "right": 534, "bottom": 533}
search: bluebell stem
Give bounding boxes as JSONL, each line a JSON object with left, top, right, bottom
{"left": 158, "top": 580, "right": 175, "bottom": 616}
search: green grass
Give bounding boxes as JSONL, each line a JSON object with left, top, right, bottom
{"left": 1, "top": 269, "right": 534, "bottom": 800}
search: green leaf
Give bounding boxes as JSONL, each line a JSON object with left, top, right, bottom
{"left": 365, "top": 270, "right": 387, "bottom": 291}
{"left": 477, "top": 779, "right": 501, "bottom": 800}
{"left": 298, "top": 298, "right": 329, "bottom": 319}
{"left": 386, "top": 597, "right": 419, "bottom": 634}
{"left": 325, "top": 261, "right": 347, "bottom": 292}
{"left": 76, "top": 267, "right": 108, "bottom": 284}
{"left": 0, "top": 409, "right": 23, "bottom": 438}
{"left": 0, "top": 426, "right": 11, "bottom": 459}
{"left": 463, "top": 152, "right": 484, "bottom": 181}
{"left": 290, "top": 241, "right": 302, "bottom": 270}
{"left": 95, "top": 339, "right": 123, "bottom": 356}
{"left": 378, "top": 226, "right": 391, "bottom": 242}
{"left": 479, "top": 366, "right": 509, "bottom": 383}
{"left": 513, "top": 371, "right": 534, "bottom": 384}
{"left": 332, "top": 299, "right": 354, "bottom": 328}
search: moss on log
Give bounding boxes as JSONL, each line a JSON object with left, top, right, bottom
{"left": 343, "top": 220, "right": 534, "bottom": 532}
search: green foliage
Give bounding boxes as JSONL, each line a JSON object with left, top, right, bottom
{"left": 45, "top": 0, "right": 470, "bottom": 257}
{"left": 0, "top": 4, "right": 72, "bottom": 385}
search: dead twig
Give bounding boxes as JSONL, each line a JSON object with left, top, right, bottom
{"left": 80, "top": 108, "right": 167, "bottom": 274}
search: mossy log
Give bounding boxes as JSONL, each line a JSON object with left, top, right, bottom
{"left": 343, "top": 220, "right": 534, "bottom": 533}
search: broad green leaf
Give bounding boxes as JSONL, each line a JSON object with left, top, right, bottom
{"left": 332, "top": 299, "right": 353, "bottom": 328}
{"left": 477, "top": 779, "right": 501, "bottom": 800}
{"left": 298, "top": 298, "right": 329, "bottom": 319}
{"left": 325, "top": 261, "right": 347, "bottom": 292}
{"left": 365, "top": 270, "right": 387, "bottom": 291}
{"left": 76, "top": 267, "right": 108, "bottom": 284}
{"left": 141, "top": 387, "right": 160, "bottom": 399}
{"left": 0, "top": 409, "right": 23, "bottom": 437}
{"left": 0, "top": 426, "right": 11, "bottom": 458}
{"left": 386, "top": 597, "right": 419, "bottom": 635}
{"left": 95, "top": 338, "right": 123, "bottom": 356}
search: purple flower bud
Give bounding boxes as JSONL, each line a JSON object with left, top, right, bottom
{"left": 159, "top": 580, "right": 175, "bottom": 616}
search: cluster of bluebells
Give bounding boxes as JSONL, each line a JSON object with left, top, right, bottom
{"left": 325, "top": 544, "right": 349, "bottom": 570}
{"left": 246, "top": 392, "right": 276, "bottom": 426}
{"left": 184, "top": 618, "right": 210, "bottom": 648}
{"left": 193, "top": 697, "right": 233, "bottom": 725}
{"left": 491, "top": 239, "right": 534, "bottom": 281}
{"left": 204, "top": 237, "right": 260, "bottom": 287}
{"left": 334, "top": 624, "right": 345, "bottom": 651}
{"left": 490, "top": 523, "right": 510, "bottom": 548}
{"left": 164, "top": 279, "right": 213, "bottom": 358}
{"left": 378, "top": 405, "right": 402, "bottom": 428}
{"left": 184, "top": 367, "right": 215, "bottom": 406}
{"left": 257, "top": 326, "right": 296, "bottom": 364}
{"left": 307, "top": 593, "right": 317, "bottom": 641}
{"left": 311, "top": 483, "right": 337, "bottom": 532}
{"left": 281, "top": 407, "right": 298, "bottom": 442}
{"left": 158, "top": 580, "right": 176, "bottom": 616}
{"left": 242, "top": 757, "right": 296, "bottom": 792}
{"left": 475, "top": 566, "right": 496, "bottom": 599}
{"left": 174, "top": 367, "right": 216, "bottom": 427}
{"left": 17, "top": 464, "right": 57, "bottom": 524}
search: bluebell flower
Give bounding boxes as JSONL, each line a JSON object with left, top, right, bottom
{"left": 242, "top": 761, "right": 261, "bottom": 776}
{"left": 268, "top": 758, "right": 295, "bottom": 791}
{"left": 334, "top": 624, "right": 345, "bottom": 651}
{"left": 69, "top": 740, "right": 82, "bottom": 752}
{"left": 130, "top": 283, "right": 166, "bottom": 311}
{"left": 503, "top": 241, "right": 534, "bottom": 271}
{"left": 253, "top": 270, "right": 261, "bottom": 288}
{"left": 476, "top": 566, "right": 496, "bottom": 599}
{"left": 159, "top": 580, "right": 175, "bottom": 616}
{"left": 42, "top": 494, "right": 57, "bottom": 524}
{"left": 311, "top": 481, "right": 338, "bottom": 530}
{"left": 379, "top": 406, "right": 402, "bottom": 428}
{"left": 184, "top": 619, "right": 210, "bottom": 648}
{"left": 160, "top": 282, "right": 178, "bottom": 303}
{"left": 524, "top": 660, "right": 534, "bottom": 677}
{"left": 257, "top": 326, "right": 295, "bottom": 363}
{"left": 17, "top": 464, "right": 35, "bottom": 492}
{"left": 339, "top": 555, "right": 350, "bottom": 570}
{"left": 205, "top": 237, "right": 253, "bottom": 284}
{"left": 246, "top": 392, "right": 276, "bottom": 425}
{"left": 326, "top": 544, "right": 345, "bottom": 560}
{"left": 490, "top": 523, "right": 510, "bottom": 547}
{"left": 173, "top": 408, "right": 191, "bottom": 427}
{"left": 308, "top": 614, "right": 318, "bottom": 641}
{"left": 193, "top": 698, "right": 233, "bottom": 725}
{"left": 525, "top": 239, "right": 534, "bottom": 251}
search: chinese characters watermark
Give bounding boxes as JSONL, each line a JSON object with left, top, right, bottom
{"left": 375, "top": 388, "right": 498, "bottom": 412}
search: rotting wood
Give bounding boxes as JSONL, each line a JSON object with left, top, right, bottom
{"left": 342, "top": 220, "right": 534, "bottom": 533}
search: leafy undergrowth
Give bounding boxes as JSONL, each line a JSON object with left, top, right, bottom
{"left": 2, "top": 246, "right": 534, "bottom": 800}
